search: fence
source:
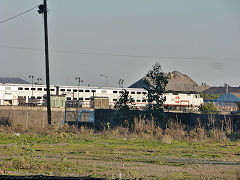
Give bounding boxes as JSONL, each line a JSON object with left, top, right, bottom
{"left": 1, "top": 106, "right": 239, "bottom": 132}
{"left": 0, "top": 106, "right": 64, "bottom": 129}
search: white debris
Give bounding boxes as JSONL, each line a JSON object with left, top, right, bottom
{"left": 14, "top": 133, "right": 20, "bottom": 136}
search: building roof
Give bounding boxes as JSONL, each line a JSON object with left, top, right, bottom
{"left": 0, "top": 77, "right": 30, "bottom": 84}
{"left": 214, "top": 93, "right": 240, "bottom": 102}
{"left": 203, "top": 87, "right": 240, "bottom": 95}
{"left": 129, "top": 71, "right": 209, "bottom": 92}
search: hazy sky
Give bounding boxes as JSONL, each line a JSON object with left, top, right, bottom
{"left": 1, "top": 0, "right": 240, "bottom": 87}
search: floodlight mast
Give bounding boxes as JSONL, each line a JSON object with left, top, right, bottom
{"left": 38, "top": 0, "right": 51, "bottom": 125}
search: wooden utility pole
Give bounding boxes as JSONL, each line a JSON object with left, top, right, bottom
{"left": 38, "top": 0, "right": 51, "bottom": 125}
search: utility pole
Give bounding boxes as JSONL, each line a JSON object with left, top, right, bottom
{"left": 29, "top": 75, "right": 34, "bottom": 97}
{"left": 37, "top": 78, "right": 42, "bottom": 84}
{"left": 75, "top": 77, "right": 83, "bottom": 100}
{"left": 100, "top": 74, "right": 108, "bottom": 87}
{"left": 118, "top": 79, "right": 124, "bottom": 88}
{"left": 38, "top": 0, "right": 51, "bottom": 125}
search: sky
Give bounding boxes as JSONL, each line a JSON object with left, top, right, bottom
{"left": 0, "top": 0, "right": 240, "bottom": 88}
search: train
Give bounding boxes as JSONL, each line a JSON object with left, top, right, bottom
{"left": 0, "top": 83, "right": 203, "bottom": 110}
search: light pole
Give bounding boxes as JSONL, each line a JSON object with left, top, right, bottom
{"left": 118, "top": 79, "right": 124, "bottom": 88}
{"left": 38, "top": 0, "right": 51, "bottom": 125}
{"left": 100, "top": 74, "right": 108, "bottom": 87}
{"left": 75, "top": 77, "right": 83, "bottom": 100}
{"left": 29, "top": 75, "right": 34, "bottom": 97}
{"left": 37, "top": 78, "right": 42, "bottom": 84}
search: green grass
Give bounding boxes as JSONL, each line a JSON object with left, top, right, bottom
{"left": 0, "top": 131, "right": 240, "bottom": 179}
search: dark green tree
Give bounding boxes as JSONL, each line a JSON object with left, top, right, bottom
{"left": 144, "top": 62, "right": 168, "bottom": 111}
{"left": 114, "top": 89, "right": 134, "bottom": 111}
{"left": 114, "top": 89, "right": 135, "bottom": 130}
{"left": 143, "top": 62, "right": 168, "bottom": 127}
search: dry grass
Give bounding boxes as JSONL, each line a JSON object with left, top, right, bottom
{"left": 3, "top": 156, "right": 33, "bottom": 170}
{"left": 0, "top": 114, "right": 239, "bottom": 143}
{"left": 130, "top": 115, "right": 240, "bottom": 142}
{"left": 0, "top": 116, "right": 240, "bottom": 179}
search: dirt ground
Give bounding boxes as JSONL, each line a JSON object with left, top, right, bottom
{"left": 0, "top": 131, "right": 240, "bottom": 179}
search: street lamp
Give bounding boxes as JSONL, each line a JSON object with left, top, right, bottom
{"left": 37, "top": 78, "right": 42, "bottom": 85}
{"left": 29, "top": 75, "right": 34, "bottom": 97}
{"left": 100, "top": 74, "right": 108, "bottom": 87}
{"left": 75, "top": 77, "right": 83, "bottom": 100}
{"left": 118, "top": 79, "right": 124, "bottom": 88}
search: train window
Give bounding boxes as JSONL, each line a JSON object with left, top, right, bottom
{"left": 137, "top": 100, "right": 141, "bottom": 102}
{"left": 79, "top": 89, "right": 84, "bottom": 92}
{"left": 92, "top": 90, "right": 96, "bottom": 92}
{"left": 142, "top": 92, "right": 147, "bottom": 95}
{"left": 132, "top": 99, "right": 135, "bottom": 102}
{"left": 142, "top": 99, "right": 146, "bottom": 102}
{"left": 31, "top": 96, "right": 35, "bottom": 99}
{"left": 85, "top": 98, "right": 90, "bottom": 100}
{"left": 137, "top": 92, "right": 141, "bottom": 94}
{"left": 37, "top": 88, "right": 42, "bottom": 91}
{"left": 79, "top": 98, "right": 84, "bottom": 100}
{"left": 73, "top": 98, "right": 77, "bottom": 100}
{"left": 119, "top": 91, "right": 123, "bottom": 94}
{"left": 25, "top": 88, "right": 29, "bottom": 90}
{"left": 131, "top": 91, "right": 135, "bottom": 94}
{"left": 18, "top": 87, "right": 23, "bottom": 90}
{"left": 50, "top": 89, "right": 55, "bottom": 91}
{"left": 67, "top": 97, "right": 71, "bottom": 100}
{"left": 31, "top": 88, "right": 36, "bottom": 90}
{"left": 173, "top": 92, "right": 178, "bottom": 95}
{"left": 44, "top": 88, "right": 47, "bottom": 91}
{"left": 113, "top": 91, "right": 118, "bottom": 93}
{"left": 101, "top": 90, "right": 107, "bottom": 93}
{"left": 113, "top": 99, "right": 117, "bottom": 101}
{"left": 73, "top": 89, "right": 77, "bottom": 92}
{"left": 85, "top": 90, "right": 90, "bottom": 93}
{"left": 37, "top": 96, "right": 42, "bottom": 99}
{"left": 67, "top": 89, "right": 71, "bottom": 92}
{"left": 60, "top": 89, "right": 65, "bottom": 91}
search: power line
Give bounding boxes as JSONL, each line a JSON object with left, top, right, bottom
{"left": 54, "top": 49, "right": 240, "bottom": 61}
{"left": 0, "top": 5, "right": 39, "bottom": 24}
{"left": 0, "top": 45, "right": 42, "bottom": 51}
{"left": 0, "top": 44, "right": 240, "bottom": 61}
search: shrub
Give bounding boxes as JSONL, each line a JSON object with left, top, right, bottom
{"left": 199, "top": 103, "right": 218, "bottom": 114}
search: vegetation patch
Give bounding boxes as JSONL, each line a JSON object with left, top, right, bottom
{"left": 0, "top": 119, "right": 240, "bottom": 179}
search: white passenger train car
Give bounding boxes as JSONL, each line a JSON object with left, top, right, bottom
{"left": 0, "top": 83, "right": 203, "bottom": 109}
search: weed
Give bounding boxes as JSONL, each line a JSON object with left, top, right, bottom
{"left": 161, "top": 135, "right": 172, "bottom": 144}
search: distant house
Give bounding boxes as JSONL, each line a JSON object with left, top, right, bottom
{"left": 0, "top": 77, "right": 30, "bottom": 84}
{"left": 208, "top": 93, "right": 240, "bottom": 112}
{"left": 203, "top": 86, "right": 240, "bottom": 95}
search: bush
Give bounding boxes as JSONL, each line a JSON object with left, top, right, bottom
{"left": 199, "top": 103, "right": 218, "bottom": 114}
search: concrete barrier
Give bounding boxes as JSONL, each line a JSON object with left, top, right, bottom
{"left": 0, "top": 106, "right": 65, "bottom": 129}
